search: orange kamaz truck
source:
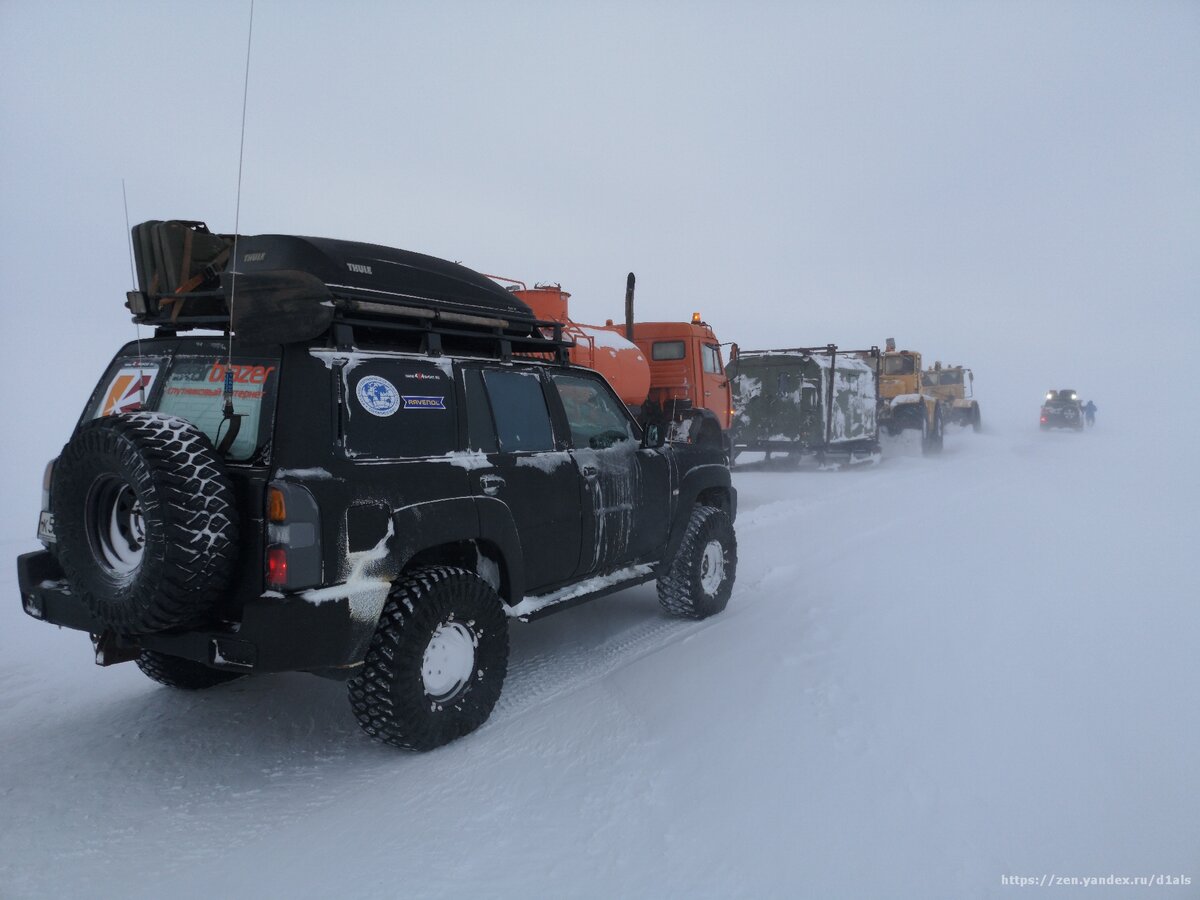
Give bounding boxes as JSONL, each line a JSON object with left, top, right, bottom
{"left": 499, "top": 275, "right": 732, "bottom": 443}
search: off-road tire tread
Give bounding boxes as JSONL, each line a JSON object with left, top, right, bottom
{"left": 656, "top": 505, "right": 737, "bottom": 619}
{"left": 52, "top": 412, "right": 238, "bottom": 634}
{"left": 348, "top": 566, "right": 509, "bottom": 751}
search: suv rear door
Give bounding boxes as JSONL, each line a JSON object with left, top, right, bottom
{"left": 462, "top": 365, "right": 583, "bottom": 592}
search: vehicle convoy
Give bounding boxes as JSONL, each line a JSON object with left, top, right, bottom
{"left": 17, "top": 219, "right": 738, "bottom": 751}
{"left": 502, "top": 278, "right": 732, "bottom": 445}
{"left": 725, "top": 344, "right": 881, "bottom": 465}
{"left": 920, "top": 362, "right": 981, "bottom": 432}
{"left": 1040, "top": 389, "right": 1084, "bottom": 431}
{"left": 875, "top": 339, "right": 943, "bottom": 454}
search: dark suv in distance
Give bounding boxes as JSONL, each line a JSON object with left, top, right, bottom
{"left": 1040, "top": 389, "right": 1084, "bottom": 431}
{"left": 17, "top": 221, "right": 738, "bottom": 750}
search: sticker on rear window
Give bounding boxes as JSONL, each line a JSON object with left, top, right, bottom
{"left": 356, "top": 376, "right": 400, "bottom": 417}
{"left": 98, "top": 365, "right": 159, "bottom": 417}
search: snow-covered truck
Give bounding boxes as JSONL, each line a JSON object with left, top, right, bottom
{"left": 920, "top": 362, "right": 981, "bottom": 432}
{"left": 726, "top": 344, "right": 880, "bottom": 464}
{"left": 875, "top": 339, "right": 944, "bottom": 454}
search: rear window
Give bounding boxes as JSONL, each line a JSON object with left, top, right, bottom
{"left": 344, "top": 359, "right": 458, "bottom": 459}
{"left": 652, "top": 341, "right": 686, "bottom": 361}
{"left": 88, "top": 353, "right": 279, "bottom": 464}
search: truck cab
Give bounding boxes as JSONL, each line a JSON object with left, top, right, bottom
{"left": 623, "top": 318, "right": 732, "bottom": 430}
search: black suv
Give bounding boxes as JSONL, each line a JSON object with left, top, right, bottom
{"left": 1040, "top": 389, "right": 1084, "bottom": 431}
{"left": 17, "top": 221, "right": 737, "bottom": 750}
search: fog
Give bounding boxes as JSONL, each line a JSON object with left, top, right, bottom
{"left": 1, "top": 2, "right": 1197, "bottom": 896}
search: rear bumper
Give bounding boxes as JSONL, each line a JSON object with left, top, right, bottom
{"left": 17, "top": 550, "right": 368, "bottom": 674}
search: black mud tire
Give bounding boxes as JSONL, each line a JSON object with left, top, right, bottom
{"left": 657, "top": 505, "right": 738, "bottom": 619}
{"left": 971, "top": 403, "right": 982, "bottom": 433}
{"left": 51, "top": 412, "right": 238, "bottom": 635}
{"left": 348, "top": 567, "right": 509, "bottom": 751}
{"left": 136, "top": 650, "right": 244, "bottom": 690}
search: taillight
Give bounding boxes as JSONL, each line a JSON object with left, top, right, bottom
{"left": 267, "top": 487, "right": 287, "bottom": 522}
{"left": 266, "top": 546, "right": 288, "bottom": 588}
{"left": 264, "top": 481, "right": 322, "bottom": 591}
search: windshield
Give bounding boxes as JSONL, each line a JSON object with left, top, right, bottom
{"left": 883, "top": 356, "right": 914, "bottom": 375}
{"left": 87, "top": 351, "right": 279, "bottom": 464}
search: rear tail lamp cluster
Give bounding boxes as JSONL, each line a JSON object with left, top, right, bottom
{"left": 265, "top": 482, "right": 322, "bottom": 591}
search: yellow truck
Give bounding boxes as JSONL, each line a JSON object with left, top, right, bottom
{"left": 920, "top": 363, "right": 981, "bottom": 432}
{"left": 874, "top": 339, "right": 943, "bottom": 454}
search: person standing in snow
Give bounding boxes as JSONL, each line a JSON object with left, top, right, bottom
{"left": 1083, "top": 400, "right": 1097, "bottom": 426}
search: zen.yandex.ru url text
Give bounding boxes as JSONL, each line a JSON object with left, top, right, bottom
{"left": 1001, "top": 873, "right": 1192, "bottom": 888}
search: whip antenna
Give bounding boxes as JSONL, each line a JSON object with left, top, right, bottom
{"left": 217, "top": 0, "right": 255, "bottom": 455}
{"left": 122, "top": 178, "right": 147, "bottom": 406}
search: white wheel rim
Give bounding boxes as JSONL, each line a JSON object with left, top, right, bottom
{"left": 699, "top": 539, "right": 726, "bottom": 596}
{"left": 421, "top": 621, "right": 476, "bottom": 701}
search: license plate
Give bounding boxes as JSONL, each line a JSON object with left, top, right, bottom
{"left": 37, "top": 511, "right": 55, "bottom": 543}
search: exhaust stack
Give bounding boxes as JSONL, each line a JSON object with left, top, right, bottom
{"left": 624, "top": 272, "right": 636, "bottom": 341}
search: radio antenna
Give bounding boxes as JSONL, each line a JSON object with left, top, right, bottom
{"left": 217, "top": 0, "right": 255, "bottom": 455}
{"left": 122, "top": 178, "right": 147, "bottom": 406}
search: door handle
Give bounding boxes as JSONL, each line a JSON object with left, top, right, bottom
{"left": 479, "top": 475, "right": 505, "bottom": 495}
{"left": 581, "top": 465, "right": 598, "bottom": 478}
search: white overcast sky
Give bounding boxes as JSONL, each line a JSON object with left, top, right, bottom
{"left": 1, "top": 0, "right": 1197, "bottom": 448}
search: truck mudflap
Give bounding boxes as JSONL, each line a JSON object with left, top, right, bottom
{"left": 17, "top": 550, "right": 367, "bottom": 674}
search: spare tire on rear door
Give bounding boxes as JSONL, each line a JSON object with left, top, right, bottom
{"left": 51, "top": 412, "right": 238, "bottom": 635}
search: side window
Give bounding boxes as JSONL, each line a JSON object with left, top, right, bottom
{"left": 463, "top": 369, "right": 498, "bottom": 453}
{"left": 701, "top": 343, "right": 722, "bottom": 375}
{"left": 652, "top": 341, "right": 686, "bottom": 361}
{"left": 551, "top": 372, "right": 635, "bottom": 449}
{"left": 482, "top": 369, "right": 555, "bottom": 452}
{"left": 344, "top": 358, "right": 457, "bottom": 458}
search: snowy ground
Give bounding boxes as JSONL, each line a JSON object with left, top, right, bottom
{"left": 1, "top": 419, "right": 1197, "bottom": 899}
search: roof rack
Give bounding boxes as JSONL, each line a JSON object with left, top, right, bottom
{"left": 730, "top": 344, "right": 881, "bottom": 364}
{"left": 126, "top": 220, "right": 573, "bottom": 362}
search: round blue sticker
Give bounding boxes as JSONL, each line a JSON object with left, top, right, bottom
{"left": 356, "top": 375, "right": 400, "bottom": 417}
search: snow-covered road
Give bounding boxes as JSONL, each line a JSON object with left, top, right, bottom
{"left": 2, "top": 421, "right": 1196, "bottom": 898}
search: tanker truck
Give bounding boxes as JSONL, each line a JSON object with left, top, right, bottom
{"left": 496, "top": 275, "right": 732, "bottom": 448}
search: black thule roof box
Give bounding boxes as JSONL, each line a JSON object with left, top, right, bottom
{"left": 127, "top": 219, "right": 564, "bottom": 357}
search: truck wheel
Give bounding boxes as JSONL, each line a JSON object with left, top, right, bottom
{"left": 971, "top": 404, "right": 982, "bottom": 433}
{"left": 136, "top": 650, "right": 243, "bottom": 690}
{"left": 657, "top": 505, "right": 737, "bottom": 619}
{"left": 348, "top": 567, "right": 509, "bottom": 751}
{"left": 51, "top": 412, "right": 238, "bottom": 635}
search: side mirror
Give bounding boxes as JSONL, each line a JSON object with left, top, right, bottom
{"left": 642, "top": 422, "right": 665, "bottom": 449}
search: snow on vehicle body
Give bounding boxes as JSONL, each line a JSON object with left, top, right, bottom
{"left": 17, "top": 220, "right": 738, "bottom": 750}
{"left": 726, "top": 344, "right": 881, "bottom": 465}
{"left": 920, "top": 362, "right": 981, "bottom": 431}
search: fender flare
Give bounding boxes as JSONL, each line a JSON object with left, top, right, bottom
{"left": 658, "top": 464, "right": 736, "bottom": 574}
{"left": 346, "top": 497, "right": 526, "bottom": 631}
